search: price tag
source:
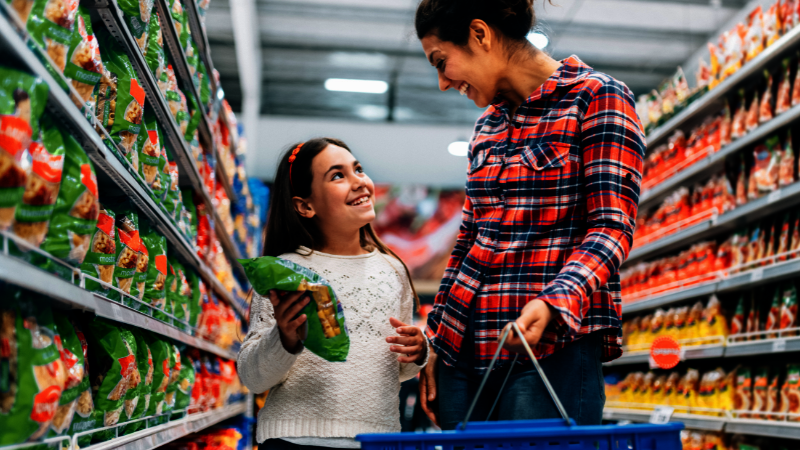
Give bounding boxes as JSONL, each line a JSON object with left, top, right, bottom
{"left": 773, "top": 338, "right": 787, "bottom": 352}
{"left": 649, "top": 406, "right": 675, "bottom": 424}
{"left": 751, "top": 268, "right": 764, "bottom": 282}
{"left": 768, "top": 190, "right": 782, "bottom": 204}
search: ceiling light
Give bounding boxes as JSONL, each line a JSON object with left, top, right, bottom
{"left": 448, "top": 141, "right": 469, "bottom": 157}
{"left": 527, "top": 32, "right": 549, "bottom": 49}
{"left": 325, "top": 78, "right": 388, "bottom": 94}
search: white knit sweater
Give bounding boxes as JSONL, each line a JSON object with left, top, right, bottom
{"left": 238, "top": 247, "right": 425, "bottom": 446}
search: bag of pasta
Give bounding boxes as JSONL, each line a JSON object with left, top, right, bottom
{"left": 0, "top": 67, "right": 49, "bottom": 231}
{"left": 143, "top": 11, "right": 168, "bottom": 96}
{"left": 0, "top": 293, "right": 67, "bottom": 446}
{"left": 186, "top": 270, "right": 204, "bottom": 328}
{"left": 64, "top": 315, "right": 97, "bottom": 448}
{"left": 185, "top": 91, "right": 202, "bottom": 160}
{"left": 38, "top": 131, "right": 99, "bottom": 278}
{"left": 155, "top": 259, "right": 179, "bottom": 324}
{"left": 46, "top": 313, "right": 86, "bottom": 440}
{"left": 170, "top": 260, "right": 191, "bottom": 330}
{"left": 25, "top": 0, "right": 79, "bottom": 75}
{"left": 240, "top": 256, "right": 350, "bottom": 362}
{"left": 118, "top": 0, "right": 154, "bottom": 53}
{"left": 80, "top": 207, "right": 115, "bottom": 294}
{"left": 65, "top": 8, "right": 104, "bottom": 110}
{"left": 95, "top": 28, "right": 145, "bottom": 160}
{"left": 140, "top": 219, "right": 167, "bottom": 314}
{"left": 129, "top": 217, "right": 149, "bottom": 302}
{"left": 114, "top": 328, "right": 143, "bottom": 429}
{"left": 173, "top": 352, "right": 195, "bottom": 414}
{"left": 137, "top": 109, "right": 162, "bottom": 192}
{"left": 84, "top": 317, "right": 137, "bottom": 433}
{"left": 120, "top": 330, "right": 153, "bottom": 435}
{"left": 142, "top": 334, "right": 170, "bottom": 422}
{"left": 165, "top": 158, "right": 183, "bottom": 220}
{"left": 9, "top": 0, "right": 35, "bottom": 22}
{"left": 10, "top": 116, "right": 65, "bottom": 251}
{"left": 164, "top": 344, "right": 181, "bottom": 412}
{"left": 167, "top": 0, "right": 184, "bottom": 37}
{"left": 108, "top": 209, "right": 142, "bottom": 300}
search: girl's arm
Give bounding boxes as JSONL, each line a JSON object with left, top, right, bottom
{"left": 399, "top": 275, "right": 428, "bottom": 382}
{"left": 237, "top": 292, "right": 300, "bottom": 393}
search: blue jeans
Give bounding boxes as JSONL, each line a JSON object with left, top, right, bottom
{"left": 437, "top": 332, "right": 606, "bottom": 430}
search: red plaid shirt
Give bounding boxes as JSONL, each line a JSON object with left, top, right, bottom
{"left": 425, "top": 56, "right": 645, "bottom": 372}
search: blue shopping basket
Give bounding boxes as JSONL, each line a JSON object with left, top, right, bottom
{"left": 357, "top": 323, "right": 683, "bottom": 450}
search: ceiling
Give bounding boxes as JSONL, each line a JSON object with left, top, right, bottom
{"left": 205, "top": 0, "right": 747, "bottom": 125}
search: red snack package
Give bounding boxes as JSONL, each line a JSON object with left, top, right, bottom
{"left": 714, "top": 236, "right": 733, "bottom": 272}
{"left": 745, "top": 90, "right": 761, "bottom": 132}
{"left": 720, "top": 103, "right": 732, "bottom": 147}
{"left": 792, "top": 55, "right": 800, "bottom": 107}
{"left": 759, "top": 71, "right": 774, "bottom": 123}
{"left": 731, "top": 90, "right": 748, "bottom": 139}
{"left": 780, "top": 130, "right": 796, "bottom": 187}
{"left": 750, "top": 140, "right": 780, "bottom": 199}
{"left": 791, "top": 213, "right": 800, "bottom": 258}
{"left": 764, "top": 222, "right": 777, "bottom": 265}
{"left": 745, "top": 7, "right": 766, "bottom": 62}
{"left": 778, "top": 213, "right": 791, "bottom": 261}
{"left": 776, "top": 58, "right": 792, "bottom": 115}
{"left": 736, "top": 155, "right": 748, "bottom": 206}
{"left": 764, "top": 2, "right": 782, "bottom": 47}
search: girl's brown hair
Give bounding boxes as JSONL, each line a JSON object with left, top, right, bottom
{"left": 264, "top": 138, "right": 420, "bottom": 309}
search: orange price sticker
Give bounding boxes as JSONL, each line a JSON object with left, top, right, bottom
{"left": 650, "top": 336, "right": 682, "bottom": 369}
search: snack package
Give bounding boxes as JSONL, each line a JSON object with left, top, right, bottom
{"left": 780, "top": 284, "right": 798, "bottom": 334}
{"left": 240, "top": 256, "right": 350, "bottom": 362}
{"left": 165, "top": 158, "right": 183, "bottom": 219}
{"left": 778, "top": 213, "right": 791, "bottom": 261}
{"left": 118, "top": 0, "right": 154, "bottom": 53}
{"left": 759, "top": 71, "right": 774, "bottom": 124}
{"left": 186, "top": 270, "right": 204, "bottom": 328}
{"left": 731, "top": 296, "right": 745, "bottom": 336}
{"left": 793, "top": 213, "right": 800, "bottom": 258}
{"left": 735, "top": 367, "right": 753, "bottom": 417}
{"left": 140, "top": 219, "right": 167, "bottom": 314}
{"left": 156, "top": 260, "right": 178, "bottom": 324}
{"left": 701, "top": 295, "right": 729, "bottom": 341}
{"left": 745, "top": 7, "right": 765, "bottom": 62}
{"left": 143, "top": 11, "right": 168, "bottom": 95}
{"left": 780, "top": 130, "right": 796, "bottom": 187}
{"left": 9, "top": 0, "right": 35, "bottom": 22}
{"left": 167, "top": 0, "right": 184, "bottom": 36}
{"left": 118, "top": 329, "right": 146, "bottom": 428}
{"left": 142, "top": 334, "right": 170, "bottom": 421}
{"left": 65, "top": 316, "right": 97, "bottom": 448}
{"left": 784, "top": 364, "right": 800, "bottom": 421}
{"left": 752, "top": 368, "right": 769, "bottom": 418}
{"left": 794, "top": 55, "right": 800, "bottom": 108}
{"left": 185, "top": 92, "right": 202, "bottom": 160}
{"left": 736, "top": 154, "right": 748, "bottom": 206}
{"left": 0, "top": 294, "right": 68, "bottom": 446}
{"left": 731, "top": 90, "right": 747, "bottom": 140}
{"left": 121, "top": 331, "right": 153, "bottom": 435}
{"left": 38, "top": 131, "right": 99, "bottom": 274}
{"left": 174, "top": 353, "right": 195, "bottom": 413}
{"left": 65, "top": 8, "right": 104, "bottom": 108}
{"left": 764, "top": 2, "right": 781, "bottom": 47}
{"left": 95, "top": 28, "right": 145, "bottom": 158}
{"left": 0, "top": 67, "right": 49, "bottom": 230}
{"left": 108, "top": 210, "right": 142, "bottom": 300}
{"left": 750, "top": 140, "right": 780, "bottom": 199}
{"left": 746, "top": 295, "right": 760, "bottom": 339}
{"left": 745, "top": 90, "right": 760, "bottom": 132}
{"left": 164, "top": 344, "right": 181, "bottom": 411}
{"left": 776, "top": 58, "right": 792, "bottom": 115}
{"left": 25, "top": 0, "right": 79, "bottom": 74}
{"left": 766, "top": 287, "right": 782, "bottom": 339}
{"left": 137, "top": 109, "right": 162, "bottom": 191}
{"left": 170, "top": 260, "right": 191, "bottom": 328}
{"left": 47, "top": 314, "right": 85, "bottom": 439}
{"left": 80, "top": 207, "right": 116, "bottom": 294}
{"left": 767, "top": 371, "right": 780, "bottom": 420}
{"left": 85, "top": 317, "right": 137, "bottom": 430}
{"left": 718, "top": 368, "right": 735, "bottom": 412}
{"left": 11, "top": 116, "right": 65, "bottom": 249}
{"left": 129, "top": 218, "right": 149, "bottom": 302}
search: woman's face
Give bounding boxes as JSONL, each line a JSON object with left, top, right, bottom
{"left": 421, "top": 26, "right": 502, "bottom": 109}
{"left": 299, "top": 144, "right": 376, "bottom": 236}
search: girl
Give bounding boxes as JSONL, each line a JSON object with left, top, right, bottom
{"left": 415, "top": 0, "right": 645, "bottom": 429}
{"left": 238, "top": 138, "right": 427, "bottom": 450}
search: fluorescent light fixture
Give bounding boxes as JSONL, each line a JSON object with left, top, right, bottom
{"left": 448, "top": 141, "right": 469, "bottom": 157}
{"left": 527, "top": 32, "right": 549, "bottom": 49}
{"left": 325, "top": 78, "right": 388, "bottom": 94}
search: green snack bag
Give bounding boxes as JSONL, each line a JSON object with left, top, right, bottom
{"left": 167, "top": 0, "right": 185, "bottom": 38}
{"left": 25, "top": 0, "right": 79, "bottom": 75}
{"left": 108, "top": 209, "right": 142, "bottom": 301}
{"left": 170, "top": 260, "right": 191, "bottom": 330}
{"left": 181, "top": 188, "right": 197, "bottom": 241}
{"left": 118, "top": 329, "right": 143, "bottom": 426}
{"left": 85, "top": 317, "right": 137, "bottom": 437}
{"left": 173, "top": 352, "right": 195, "bottom": 413}
{"left": 186, "top": 270, "right": 203, "bottom": 328}
{"left": 65, "top": 8, "right": 104, "bottom": 110}
{"left": 140, "top": 219, "right": 168, "bottom": 314}
{"left": 118, "top": 0, "right": 154, "bottom": 53}
{"left": 240, "top": 256, "right": 350, "bottom": 362}
{"left": 142, "top": 334, "right": 170, "bottom": 425}
{"left": 138, "top": 109, "right": 163, "bottom": 193}
{"left": 48, "top": 314, "right": 87, "bottom": 439}
{"left": 157, "top": 145, "right": 172, "bottom": 205}
{"left": 164, "top": 157, "right": 183, "bottom": 220}
{"left": 121, "top": 331, "right": 154, "bottom": 435}
{"left": 11, "top": 116, "right": 65, "bottom": 252}
{"left": 65, "top": 316, "right": 98, "bottom": 448}
{"left": 156, "top": 260, "right": 179, "bottom": 324}
{"left": 0, "top": 293, "right": 67, "bottom": 445}
{"left": 39, "top": 131, "right": 100, "bottom": 278}
{"left": 163, "top": 344, "right": 180, "bottom": 413}
{"left": 197, "top": 59, "right": 212, "bottom": 111}
{"left": 184, "top": 91, "right": 201, "bottom": 160}
{"left": 129, "top": 218, "right": 149, "bottom": 302}
{"left": 80, "top": 207, "right": 116, "bottom": 294}
{"left": 95, "top": 28, "right": 145, "bottom": 162}
{"left": 143, "top": 11, "right": 168, "bottom": 95}
{"left": 780, "top": 284, "right": 798, "bottom": 333}
{"left": 0, "top": 67, "right": 49, "bottom": 231}
{"left": 187, "top": 41, "right": 200, "bottom": 88}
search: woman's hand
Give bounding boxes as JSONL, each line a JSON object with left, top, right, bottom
{"left": 269, "top": 290, "right": 309, "bottom": 354}
{"left": 502, "top": 299, "right": 553, "bottom": 353}
{"left": 419, "top": 349, "right": 439, "bottom": 427}
{"left": 386, "top": 317, "right": 427, "bottom": 364}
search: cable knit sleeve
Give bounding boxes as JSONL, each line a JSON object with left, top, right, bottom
{"left": 237, "top": 292, "right": 299, "bottom": 394}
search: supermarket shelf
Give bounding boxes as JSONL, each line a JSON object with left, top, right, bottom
{"left": 645, "top": 24, "right": 800, "bottom": 150}
{"left": 629, "top": 179, "right": 800, "bottom": 265}
{"left": 182, "top": 0, "right": 219, "bottom": 100}
{"left": 725, "top": 419, "right": 800, "bottom": 440}
{"left": 83, "top": 402, "right": 246, "bottom": 450}
{"left": 603, "top": 345, "right": 725, "bottom": 367}
{"left": 603, "top": 350, "right": 650, "bottom": 366}
{"left": 622, "top": 281, "right": 717, "bottom": 314}
{"left": 603, "top": 408, "right": 726, "bottom": 431}
{"left": 0, "top": 252, "right": 237, "bottom": 360}
{"left": 725, "top": 335, "right": 800, "bottom": 357}
{"left": 216, "top": 162, "right": 238, "bottom": 206}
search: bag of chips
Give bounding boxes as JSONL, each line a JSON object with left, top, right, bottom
{"left": 776, "top": 58, "right": 792, "bottom": 115}
{"left": 80, "top": 207, "right": 116, "bottom": 294}
{"left": 108, "top": 209, "right": 142, "bottom": 300}
{"left": 65, "top": 8, "right": 104, "bottom": 109}
{"left": 731, "top": 90, "right": 747, "bottom": 140}
{"left": 759, "top": 71, "right": 774, "bottom": 124}
{"left": 140, "top": 219, "right": 167, "bottom": 314}
{"left": 164, "top": 344, "right": 181, "bottom": 412}
{"left": 750, "top": 140, "right": 780, "bottom": 199}
{"left": 780, "top": 130, "right": 796, "bottom": 187}
{"left": 38, "top": 131, "right": 99, "bottom": 276}
{"left": 767, "top": 371, "right": 780, "bottom": 420}
{"left": 185, "top": 92, "right": 202, "bottom": 161}
{"left": 744, "top": 7, "right": 765, "bottom": 62}
{"left": 167, "top": 0, "right": 184, "bottom": 37}
{"left": 734, "top": 367, "right": 753, "bottom": 417}
{"left": 170, "top": 260, "right": 191, "bottom": 328}
{"left": 95, "top": 28, "right": 145, "bottom": 158}
{"left": 144, "top": 11, "right": 168, "bottom": 96}
{"left": 156, "top": 259, "right": 179, "bottom": 324}
{"left": 118, "top": 0, "right": 154, "bottom": 53}
{"left": 781, "top": 284, "right": 798, "bottom": 335}
{"left": 784, "top": 364, "right": 800, "bottom": 421}
{"left": 0, "top": 67, "right": 49, "bottom": 230}
{"left": 731, "top": 296, "right": 745, "bottom": 336}
{"left": 142, "top": 334, "right": 170, "bottom": 421}
{"left": 64, "top": 315, "right": 97, "bottom": 448}
{"left": 48, "top": 314, "right": 86, "bottom": 438}
{"left": 129, "top": 222, "right": 149, "bottom": 302}
{"left": 186, "top": 270, "right": 204, "bottom": 328}
{"left": 751, "top": 368, "right": 769, "bottom": 418}
{"left": 9, "top": 0, "right": 35, "bottom": 22}
{"left": 137, "top": 109, "right": 162, "bottom": 193}
{"left": 164, "top": 157, "right": 183, "bottom": 220}
{"left": 0, "top": 294, "right": 67, "bottom": 446}
{"left": 115, "top": 328, "right": 143, "bottom": 430}
{"left": 25, "top": 0, "right": 79, "bottom": 74}
{"left": 745, "top": 90, "right": 761, "bottom": 132}
{"left": 794, "top": 54, "right": 800, "bottom": 108}
{"left": 173, "top": 353, "right": 195, "bottom": 413}
{"left": 240, "top": 256, "right": 350, "bottom": 362}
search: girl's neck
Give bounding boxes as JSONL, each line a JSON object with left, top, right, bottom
{"left": 497, "top": 49, "right": 561, "bottom": 117}
{"left": 315, "top": 229, "right": 370, "bottom": 256}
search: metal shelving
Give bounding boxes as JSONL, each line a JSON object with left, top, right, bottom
{"left": 622, "top": 282, "right": 717, "bottom": 314}
{"left": 603, "top": 344, "right": 725, "bottom": 367}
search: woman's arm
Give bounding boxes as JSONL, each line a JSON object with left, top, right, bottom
{"left": 237, "top": 292, "right": 301, "bottom": 393}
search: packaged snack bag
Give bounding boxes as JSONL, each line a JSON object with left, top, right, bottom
{"left": 764, "top": 2, "right": 781, "bottom": 47}
{"left": 186, "top": 270, "right": 203, "bottom": 328}
{"left": 174, "top": 353, "right": 195, "bottom": 413}
{"left": 65, "top": 316, "right": 97, "bottom": 448}
{"left": 156, "top": 260, "right": 178, "bottom": 324}
{"left": 143, "top": 11, "right": 168, "bottom": 95}
{"left": 240, "top": 256, "right": 351, "bottom": 362}
{"left": 792, "top": 212, "right": 800, "bottom": 258}
{"left": 780, "top": 284, "right": 798, "bottom": 334}
{"left": 776, "top": 58, "right": 792, "bottom": 115}
{"left": 735, "top": 154, "right": 748, "bottom": 206}
{"left": 0, "top": 67, "right": 49, "bottom": 230}
{"left": 766, "top": 287, "right": 782, "bottom": 339}
{"left": 142, "top": 334, "right": 170, "bottom": 420}
{"left": 118, "top": 0, "right": 154, "bottom": 53}
{"left": 11, "top": 116, "right": 65, "bottom": 249}
{"left": 686, "top": 301, "right": 704, "bottom": 340}
{"left": 717, "top": 368, "right": 735, "bottom": 412}
{"left": 735, "top": 367, "right": 753, "bottom": 417}
{"left": 129, "top": 225, "right": 149, "bottom": 301}
{"left": 9, "top": 0, "right": 35, "bottom": 22}
{"left": 731, "top": 296, "right": 745, "bottom": 336}
{"left": 38, "top": 131, "right": 99, "bottom": 273}
{"left": 778, "top": 213, "right": 791, "bottom": 261}
{"left": 784, "top": 364, "right": 800, "bottom": 421}
{"left": 137, "top": 110, "right": 162, "bottom": 191}
{"left": 764, "top": 221, "right": 777, "bottom": 265}
{"left": 163, "top": 344, "right": 180, "bottom": 412}
{"left": 679, "top": 369, "right": 700, "bottom": 412}
{"left": 0, "top": 295, "right": 67, "bottom": 445}
{"left": 746, "top": 295, "right": 760, "bottom": 340}
{"left": 767, "top": 371, "right": 781, "bottom": 420}
{"left": 108, "top": 210, "right": 142, "bottom": 300}
{"left": 697, "top": 371, "right": 718, "bottom": 414}
{"left": 701, "top": 295, "right": 729, "bottom": 342}
{"left": 794, "top": 54, "right": 800, "bottom": 107}
{"left": 752, "top": 368, "right": 769, "bottom": 418}
{"left": 158, "top": 145, "right": 172, "bottom": 205}
{"left": 64, "top": 8, "right": 104, "bottom": 108}
{"left": 731, "top": 90, "right": 747, "bottom": 139}
{"left": 165, "top": 159, "right": 183, "bottom": 220}
{"left": 779, "top": 130, "right": 796, "bottom": 187}
{"left": 119, "top": 331, "right": 143, "bottom": 427}
{"left": 95, "top": 28, "right": 145, "bottom": 159}
{"left": 185, "top": 92, "right": 202, "bottom": 160}
{"left": 745, "top": 7, "right": 765, "bottom": 62}
{"left": 48, "top": 314, "right": 85, "bottom": 438}
{"left": 25, "top": 0, "right": 79, "bottom": 73}
{"left": 80, "top": 207, "right": 115, "bottom": 293}
{"left": 139, "top": 219, "right": 167, "bottom": 314}
{"left": 167, "top": 0, "right": 184, "bottom": 36}
{"left": 745, "top": 90, "right": 760, "bottom": 132}
{"left": 85, "top": 317, "right": 137, "bottom": 430}
{"left": 121, "top": 331, "right": 153, "bottom": 435}
{"left": 759, "top": 71, "right": 774, "bottom": 123}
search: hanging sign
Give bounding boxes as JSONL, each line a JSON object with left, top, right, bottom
{"left": 650, "top": 336, "right": 681, "bottom": 369}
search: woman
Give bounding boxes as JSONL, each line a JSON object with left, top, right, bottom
{"left": 415, "top": 0, "right": 646, "bottom": 429}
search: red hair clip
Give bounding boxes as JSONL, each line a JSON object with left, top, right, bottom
{"left": 288, "top": 143, "right": 303, "bottom": 163}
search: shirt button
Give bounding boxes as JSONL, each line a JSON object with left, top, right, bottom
{"left": 514, "top": 122, "right": 521, "bottom": 129}
{"left": 626, "top": 173, "right": 632, "bottom": 180}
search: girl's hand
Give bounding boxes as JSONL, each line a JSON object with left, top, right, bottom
{"left": 386, "top": 317, "right": 427, "bottom": 364}
{"left": 269, "top": 290, "right": 310, "bottom": 354}
{"left": 502, "top": 299, "right": 553, "bottom": 353}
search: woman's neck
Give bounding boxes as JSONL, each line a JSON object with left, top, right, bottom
{"left": 315, "top": 229, "right": 369, "bottom": 256}
{"left": 496, "top": 49, "right": 562, "bottom": 116}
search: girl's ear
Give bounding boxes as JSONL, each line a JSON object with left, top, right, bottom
{"left": 292, "top": 197, "right": 316, "bottom": 219}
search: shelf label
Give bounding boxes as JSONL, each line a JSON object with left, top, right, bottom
{"left": 768, "top": 190, "right": 782, "bottom": 204}
{"left": 649, "top": 406, "right": 675, "bottom": 424}
{"left": 751, "top": 268, "right": 764, "bottom": 282}
{"left": 773, "top": 338, "right": 787, "bottom": 352}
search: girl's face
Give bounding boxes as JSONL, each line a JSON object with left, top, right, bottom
{"left": 296, "top": 144, "right": 376, "bottom": 236}
{"left": 420, "top": 24, "right": 504, "bottom": 109}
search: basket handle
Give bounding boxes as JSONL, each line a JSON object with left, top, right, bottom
{"left": 459, "top": 322, "right": 572, "bottom": 429}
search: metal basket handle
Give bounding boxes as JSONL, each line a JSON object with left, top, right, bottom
{"left": 460, "top": 322, "right": 572, "bottom": 429}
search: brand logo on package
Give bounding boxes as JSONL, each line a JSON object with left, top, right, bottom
{"left": 0, "top": 115, "right": 33, "bottom": 157}
{"left": 650, "top": 336, "right": 681, "bottom": 369}
{"left": 130, "top": 78, "right": 145, "bottom": 107}
{"left": 81, "top": 164, "right": 98, "bottom": 198}
{"left": 31, "top": 143, "right": 64, "bottom": 183}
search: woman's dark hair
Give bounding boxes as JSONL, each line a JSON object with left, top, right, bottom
{"left": 264, "top": 137, "right": 420, "bottom": 308}
{"left": 415, "top": 0, "right": 536, "bottom": 45}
